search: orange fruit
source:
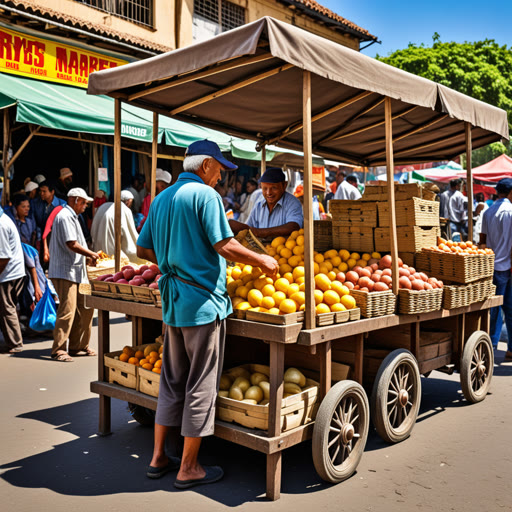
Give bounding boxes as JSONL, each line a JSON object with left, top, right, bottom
{"left": 286, "top": 283, "right": 300, "bottom": 297}
{"left": 142, "top": 363, "right": 153, "bottom": 371}
{"left": 149, "top": 356, "right": 159, "bottom": 365}
{"left": 139, "top": 358, "right": 148, "bottom": 366}
{"left": 272, "top": 291, "right": 287, "bottom": 307}
{"left": 314, "top": 289, "right": 324, "bottom": 305}
{"left": 315, "top": 303, "right": 331, "bottom": 314}
{"left": 274, "top": 278, "right": 290, "bottom": 293}
{"left": 154, "top": 359, "right": 162, "bottom": 368}
{"left": 128, "top": 357, "right": 138, "bottom": 365}
{"left": 123, "top": 346, "right": 134, "bottom": 357}
{"left": 261, "top": 296, "right": 276, "bottom": 310}
{"left": 323, "top": 289, "right": 341, "bottom": 305}
{"left": 149, "top": 351, "right": 159, "bottom": 359}
{"left": 330, "top": 303, "right": 347, "bottom": 312}
{"left": 279, "top": 298, "right": 297, "bottom": 314}
{"left": 247, "top": 289, "right": 264, "bottom": 307}
{"left": 152, "top": 367, "right": 161, "bottom": 374}
{"left": 315, "top": 273, "right": 331, "bottom": 292}
{"left": 119, "top": 353, "right": 129, "bottom": 362}
{"left": 134, "top": 350, "right": 144, "bottom": 360}
{"left": 341, "top": 295, "right": 356, "bottom": 310}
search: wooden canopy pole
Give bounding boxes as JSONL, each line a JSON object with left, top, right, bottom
{"left": 303, "top": 70, "right": 315, "bottom": 330}
{"left": 465, "top": 123, "right": 473, "bottom": 242}
{"left": 150, "top": 112, "right": 158, "bottom": 205}
{"left": 385, "top": 97, "right": 399, "bottom": 294}
{"left": 260, "top": 144, "right": 266, "bottom": 176}
{"left": 2, "top": 109, "right": 9, "bottom": 206}
{"left": 114, "top": 98, "right": 122, "bottom": 272}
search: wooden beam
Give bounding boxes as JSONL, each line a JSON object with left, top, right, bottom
{"left": 114, "top": 99, "right": 122, "bottom": 273}
{"left": 170, "top": 63, "right": 294, "bottom": 116}
{"left": 325, "top": 105, "right": 418, "bottom": 143}
{"left": 390, "top": 132, "right": 464, "bottom": 158}
{"left": 150, "top": 112, "right": 158, "bottom": 205}
{"left": 385, "top": 97, "right": 399, "bottom": 295}
{"left": 303, "top": 70, "right": 315, "bottom": 330}
{"left": 260, "top": 144, "right": 266, "bottom": 176}
{"left": 5, "top": 125, "right": 40, "bottom": 172}
{"left": 315, "top": 96, "right": 385, "bottom": 146}
{"left": 2, "top": 109, "right": 9, "bottom": 206}
{"left": 265, "top": 90, "right": 374, "bottom": 146}
{"left": 465, "top": 123, "right": 473, "bottom": 242}
{"left": 363, "top": 114, "right": 449, "bottom": 155}
{"left": 128, "top": 53, "right": 275, "bottom": 101}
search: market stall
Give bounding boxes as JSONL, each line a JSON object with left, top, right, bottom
{"left": 86, "top": 17, "right": 509, "bottom": 500}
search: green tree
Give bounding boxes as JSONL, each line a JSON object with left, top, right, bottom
{"left": 377, "top": 38, "right": 512, "bottom": 166}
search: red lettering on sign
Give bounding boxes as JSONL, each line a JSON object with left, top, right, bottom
{"left": 33, "top": 41, "right": 45, "bottom": 68}
{"left": 98, "top": 59, "right": 109, "bottom": 70}
{"left": 79, "top": 53, "right": 88, "bottom": 77}
{"left": 55, "top": 47, "right": 68, "bottom": 72}
{"left": 0, "top": 31, "right": 12, "bottom": 60}
{"left": 13, "top": 35, "right": 25, "bottom": 63}
{"left": 89, "top": 56, "right": 98, "bottom": 73}
{"left": 68, "top": 51, "right": 79, "bottom": 75}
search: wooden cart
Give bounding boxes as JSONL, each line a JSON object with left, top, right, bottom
{"left": 86, "top": 293, "right": 501, "bottom": 500}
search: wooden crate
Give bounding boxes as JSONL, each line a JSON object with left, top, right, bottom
{"left": 316, "top": 312, "right": 335, "bottom": 326}
{"left": 138, "top": 367, "right": 161, "bottom": 397}
{"left": 418, "top": 249, "right": 495, "bottom": 284}
{"left": 350, "top": 289, "right": 396, "bottom": 318}
{"left": 216, "top": 364, "right": 319, "bottom": 432}
{"left": 329, "top": 200, "right": 378, "bottom": 227}
{"left": 398, "top": 288, "right": 443, "bottom": 314}
{"left": 245, "top": 310, "right": 304, "bottom": 325}
{"left": 399, "top": 252, "right": 416, "bottom": 267}
{"left": 349, "top": 307, "right": 361, "bottom": 321}
{"left": 314, "top": 220, "right": 332, "bottom": 252}
{"left": 374, "top": 226, "right": 440, "bottom": 253}
{"left": 378, "top": 197, "right": 440, "bottom": 227}
{"left": 362, "top": 183, "right": 437, "bottom": 202}
{"left": 442, "top": 283, "right": 474, "bottom": 309}
{"left": 332, "top": 225, "right": 375, "bottom": 253}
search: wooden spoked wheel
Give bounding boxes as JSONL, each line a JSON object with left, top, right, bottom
{"left": 460, "top": 331, "right": 494, "bottom": 403}
{"left": 371, "top": 349, "right": 421, "bottom": 444}
{"left": 312, "top": 380, "right": 369, "bottom": 483}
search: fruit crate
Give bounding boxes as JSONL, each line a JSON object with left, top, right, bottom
{"left": 398, "top": 288, "right": 443, "bottom": 315}
{"left": 89, "top": 280, "right": 117, "bottom": 297}
{"left": 442, "top": 282, "right": 474, "bottom": 309}
{"left": 374, "top": 226, "right": 440, "bottom": 253}
{"left": 350, "top": 289, "right": 396, "bottom": 318}
{"left": 332, "top": 225, "right": 375, "bottom": 253}
{"left": 138, "top": 367, "right": 161, "bottom": 397}
{"left": 378, "top": 197, "right": 440, "bottom": 227}
{"left": 314, "top": 220, "right": 332, "bottom": 252}
{"left": 417, "top": 249, "right": 495, "bottom": 284}
{"left": 362, "top": 183, "right": 437, "bottom": 202}
{"left": 245, "top": 310, "right": 305, "bottom": 325}
{"left": 216, "top": 364, "right": 319, "bottom": 432}
{"left": 329, "top": 200, "right": 378, "bottom": 227}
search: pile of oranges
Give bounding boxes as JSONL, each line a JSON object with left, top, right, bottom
{"left": 118, "top": 344, "right": 163, "bottom": 374}
{"left": 226, "top": 229, "right": 370, "bottom": 315}
{"left": 431, "top": 237, "right": 494, "bottom": 255}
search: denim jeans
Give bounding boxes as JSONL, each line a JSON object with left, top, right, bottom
{"left": 449, "top": 221, "right": 467, "bottom": 239}
{"left": 489, "top": 270, "right": 512, "bottom": 351}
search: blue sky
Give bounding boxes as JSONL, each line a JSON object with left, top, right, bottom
{"left": 319, "top": 1, "right": 512, "bottom": 57}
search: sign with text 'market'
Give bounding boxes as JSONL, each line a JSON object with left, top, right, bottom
{"left": 0, "top": 25, "right": 128, "bottom": 88}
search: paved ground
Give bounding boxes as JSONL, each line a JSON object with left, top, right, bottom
{"left": 1, "top": 313, "right": 511, "bottom": 512}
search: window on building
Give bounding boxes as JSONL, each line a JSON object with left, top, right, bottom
{"left": 193, "top": 0, "right": 245, "bottom": 42}
{"left": 76, "top": 0, "right": 154, "bottom": 29}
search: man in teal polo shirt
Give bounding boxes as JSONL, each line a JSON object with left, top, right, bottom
{"left": 137, "top": 140, "right": 277, "bottom": 489}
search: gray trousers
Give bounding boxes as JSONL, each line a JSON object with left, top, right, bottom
{"left": 0, "top": 277, "right": 24, "bottom": 349}
{"left": 156, "top": 319, "right": 226, "bottom": 437}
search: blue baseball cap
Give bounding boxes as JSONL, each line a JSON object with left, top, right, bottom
{"left": 259, "top": 167, "right": 286, "bottom": 184}
{"left": 185, "top": 139, "right": 237, "bottom": 170}
{"left": 496, "top": 178, "right": 512, "bottom": 195}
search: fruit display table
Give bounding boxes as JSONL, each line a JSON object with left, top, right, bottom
{"left": 86, "top": 293, "right": 502, "bottom": 499}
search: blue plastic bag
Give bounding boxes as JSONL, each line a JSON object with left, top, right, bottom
{"left": 29, "top": 285, "right": 57, "bottom": 331}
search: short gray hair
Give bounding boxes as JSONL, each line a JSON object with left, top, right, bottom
{"left": 183, "top": 155, "right": 210, "bottom": 173}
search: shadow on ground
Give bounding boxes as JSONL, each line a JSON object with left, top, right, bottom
{"left": 0, "top": 398, "right": 331, "bottom": 505}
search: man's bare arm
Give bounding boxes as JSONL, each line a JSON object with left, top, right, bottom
{"left": 137, "top": 245, "right": 158, "bottom": 265}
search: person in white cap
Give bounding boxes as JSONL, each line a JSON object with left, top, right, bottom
{"left": 55, "top": 167, "right": 74, "bottom": 200}
{"left": 90, "top": 189, "right": 142, "bottom": 263}
{"left": 49, "top": 187, "right": 99, "bottom": 362}
{"left": 140, "top": 169, "right": 171, "bottom": 229}
{"left": 24, "top": 181, "right": 39, "bottom": 200}
{"left": 33, "top": 174, "right": 46, "bottom": 185}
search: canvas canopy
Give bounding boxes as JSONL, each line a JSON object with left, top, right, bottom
{"left": 456, "top": 154, "right": 512, "bottom": 183}
{"left": 88, "top": 17, "right": 509, "bottom": 166}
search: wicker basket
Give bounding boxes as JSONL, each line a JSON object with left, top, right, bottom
{"left": 418, "top": 249, "right": 495, "bottom": 284}
{"left": 374, "top": 226, "right": 440, "bottom": 253}
{"left": 442, "top": 279, "right": 496, "bottom": 309}
{"left": 362, "top": 183, "right": 437, "bottom": 202}
{"left": 330, "top": 200, "right": 378, "bottom": 227}
{"left": 332, "top": 226, "right": 374, "bottom": 252}
{"left": 350, "top": 289, "right": 396, "bottom": 318}
{"left": 398, "top": 288, "right": 443, "bottom": 314}
{"left": 234, "top": 229, "right": 269, "bottom": 254}
{"left": 314, "top": 220, "right": 332, "bottom": 252}
{"left": 378, "top": 197, "right": 440, "bottom": 227}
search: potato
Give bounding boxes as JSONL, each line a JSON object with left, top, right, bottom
{"left": 228, "top": 367, "right": 251, "bottom": 381}
{"left": 259, "top": 380, "right": 270, "bottom": 399}
{"left": 232, "top": 377, "right": 250, "bottom": 393}
{"left": 284, "top": 367, "right": 306, "bottom": 387}
{"left": 245, "top": 385, "right": 264, "bottom": 403}
{"left": 284, "top": 382, "right": 302, "bottom": 395}
{"left": 250, "top": 372, "right": 268, "bottom": 386}
{"left": 219, "top": 374, "right": 233, "bottom": 391}
{"left": 218, "top": 390, "right": 229, "bottom": 398}
{"left": 228, "top": 387, "right": 244, "bottom": 401}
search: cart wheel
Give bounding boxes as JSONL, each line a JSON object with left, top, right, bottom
{"left": 460, "top": 331, "right": 494, "bottom": 403}
{"left": 312, "top": 380, "right": 369, "bottom": 483}
{"left": 127, "top": 403, "right": 155, "bottom": 426}
{"left": 371, "top": 349, "right": 421, "bottom": 444}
